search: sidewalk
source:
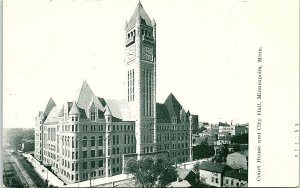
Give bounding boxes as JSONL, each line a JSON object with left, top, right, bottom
{"left": 63, "top": 174, "right": 134, "bottom": 187}
{"left": 23, "top": 153, "right": 133, "bottom": 187}
{"left": 23, "top": 153, "right": 65, "bottom": 187}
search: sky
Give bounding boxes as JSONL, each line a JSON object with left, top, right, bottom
{"left": 3, "top": 0, "right": 298, "bottom": 128}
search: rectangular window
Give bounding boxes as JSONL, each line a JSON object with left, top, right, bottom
{"left": 98, "top": 160, "right": 103, "bottom": 167}
{"left": 91, "top": 112, "right": 96, "bottom": 121}
{"left": 91, "top": 150, "right": 95, "bottom": 157}
{"left": 91, "top": 161, "right": 95, "bottom": 168}
{"left": 99, "top": 149, "right": 103, "bottom": 157}
{"left": 83, "top": 151, "right": 87, "bottom": 158}
{"left": 83, "top": 162, "right": 87, "bottom": 169}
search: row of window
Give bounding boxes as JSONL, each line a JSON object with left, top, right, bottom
{"left": 157, "top": 124, "right": 190, "bottom": 130}
{"left": 157, "top": 133, "right": 189, "bottom": 142}
{"left": 224, "top": 178, "right": 243, "bottom": 186}
{"left": 82, "top": 124, "right": 135, "bottom": 132}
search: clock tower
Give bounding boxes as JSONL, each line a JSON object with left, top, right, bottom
{"left": 124, "top": 1, "right": 157, "bottom": 159}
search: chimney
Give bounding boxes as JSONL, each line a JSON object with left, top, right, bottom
{"left": 184, "top": 164, "right": 186, "bottom": 169}
{"left": 177, "top": 176, "right": 180, "bottom": 182}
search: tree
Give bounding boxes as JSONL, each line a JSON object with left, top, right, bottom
{"left": 125, "top": 157, "right": 177, "bottom": 187}
{"left": 193, "top": 162, "right": 201, "bottom": 174}
{"left": 193, "top": 138, "right": 215, "bottom": 160}
{"left": 212, "top": 144, "right": 229, "bottom": 163}
{"left": 231, "top": 133, "right": 248, "bottom": 144}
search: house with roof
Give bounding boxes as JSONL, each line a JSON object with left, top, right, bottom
{"left": 34, "top": 1, "right": 198, "bottom": 184}
{"left": 226, "top": 150, "right": 248, "bottom": 170}
{"left": 199, "top": 161, "right": 248, "bottom": 187}
{"left": 223, "top": 169, "right": 248, "bottom": 187}
{"left": 175, "top": 168, "right": 198, "bottom": 187}
{"left": 199, "top": 161, "right": 229, "bottom": 187}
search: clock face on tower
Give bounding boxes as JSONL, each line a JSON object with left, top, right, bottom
{"left": 142, "top": 44, "right": 153, "bottom": 62}
{"left": 126, "top": 44, "right": 136, "bottom": 63}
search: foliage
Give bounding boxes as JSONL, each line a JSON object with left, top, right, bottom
{"left": 193, "top": 138, "right": 215, "bottom": 160}
{"left": 212, "top": 144, "right": 229, "bottom": 163}
{"left": 193, "top": 162, "right": 201, "bottom": 174}
{"left": 4, "top": 128, "right": 34, "bottom": 149}
{"left": 125, "top": 157, "right": 177, "bottom": 187}
{"left": 193, "top": 126, "right": 207, "bottom": 134}
{"left": 232, "top": 143, "right": 241, "bottom": 152}
{"left": 231, "top": 133, "right": 248, "bottom": 144}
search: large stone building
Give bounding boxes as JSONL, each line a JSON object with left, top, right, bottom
{"left": 34, "top": 2, "right": 197, "bottom": 184}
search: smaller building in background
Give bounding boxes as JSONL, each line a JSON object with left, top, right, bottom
{"left": 226, "top": 150, "right": 248, "bottom": 170}
{"left": 234, "top": 126, "right": 248, "bottom": 136}
{"left": 199, "top": 161, "right": 229, "bottom": 187}
{"left": 199, "top": 161, "right": 248, "bottom": 187}
{"left": 175, "top": 168, "right": 198, "bottom": 187}
{"left": 223, "top": 169, "right": 248, "bottom": 187}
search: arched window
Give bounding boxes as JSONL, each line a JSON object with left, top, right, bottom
{"left": 91, "top": 136, "right": 95, "bottom": 147}
{"left": 99, "top": 136, "right": 103, "bottom": 146}
{"left": 116, "top": 135, "right": 119, "bottom": 145}
{"left": 83, "top": 136, "right": 87, "bottom": 147}
{"left": 113, "top": 135, "right": 115, "bottom": 145}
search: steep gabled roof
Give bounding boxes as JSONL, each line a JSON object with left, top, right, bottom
{"left": 43, "top": 97, "right": 56, "bottom": 119}
{"left": 58, "top": 106, "right": 64, "bottom": 117}
{"left": 44, "top": 106, "right": 59, "bottom": 124}
{"left": 176, "top": 168, "right": 195, "bottom": 180}
{"left": 156, "top": 103, "right": 170, "bottom": 123}
{"left": 164, "top": 93, "right": 182, "bottom": 118}
{"left": 103, "top": 98, "right": 134, "bottom": 121}
{"left": 127, "top": 1, "right": 152, "bottom": 29}
{"left": 75, "top": 80, "right": 105, "bottom": 116}
{"left": 69, "top": 102, "right": 80, "bottom": 115}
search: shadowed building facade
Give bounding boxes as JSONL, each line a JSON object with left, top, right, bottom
{"left": 34, "top": 2, "right": 198, "bottom": 184}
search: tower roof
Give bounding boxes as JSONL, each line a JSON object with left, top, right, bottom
{"left": 164, "top": 93, "right": 182, "bottom": 118}
{"left": 127, "top": 1, "right": 152, "bottom": 29}
{"left": 75, "top": 80, "right": 105, "bottom": 113}
{"left": 43, "top": 97, "right": 56, "bottom": 119}
{"left": 104, "top": 105, "right": 112, "bottom": 116}
{"left": 69, "top": 102, "right": 80, "bottom": 115}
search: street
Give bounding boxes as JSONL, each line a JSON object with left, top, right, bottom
{"left": 3, "top": 149, "right": 46, "bottom": 187}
